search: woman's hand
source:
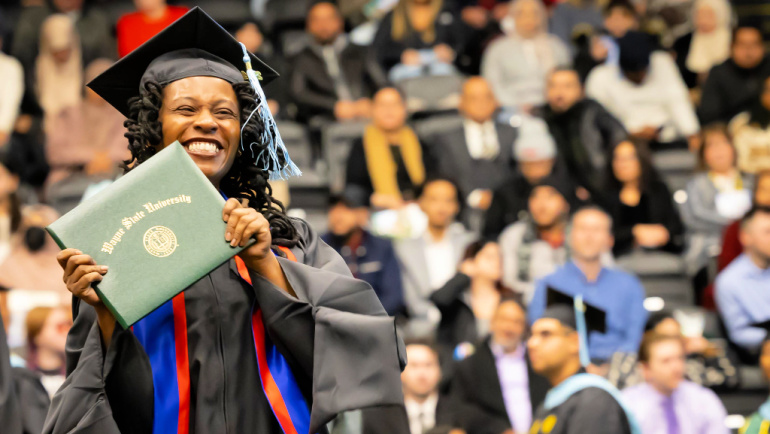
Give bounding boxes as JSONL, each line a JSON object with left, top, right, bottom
{"left": 223, "top": 198, "right": 272, "bottom": 263}
{"left": 56, "top": 248, "right": 115, "bottom": 346}
{"left": 632, "top": 224, "right": 670, "bottom": 248}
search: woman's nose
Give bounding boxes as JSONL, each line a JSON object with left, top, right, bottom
{"left": 193, "top": 110, "right": 218, "bottom": 132}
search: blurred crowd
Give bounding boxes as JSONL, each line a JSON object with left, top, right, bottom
{"left": 1, "top": 0, "right": 770, "bottom": 432}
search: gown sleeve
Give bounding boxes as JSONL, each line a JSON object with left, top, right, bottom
{"left": 0, "top": 312, "right": 23, "bottom": 434}
{"left": 250, "top": 219, "right": 407, "bottom": 433}
{"left": 564, "top": 388, "right": 632, "bottom": 434}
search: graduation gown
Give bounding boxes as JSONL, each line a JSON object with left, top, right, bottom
{"left": 43, "top": 219, "right": 407, "bottom": 434}
{"left": 0, "top": 312, "right": 23, "bottom": 434}
{"left": 529, "top": 374, "right": 633, "bottom": 434}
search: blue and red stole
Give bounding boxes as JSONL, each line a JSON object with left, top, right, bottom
{"left": 132, "top": 248, "right": 312, "bottom": 434}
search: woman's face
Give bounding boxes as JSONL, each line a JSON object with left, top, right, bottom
{"left": 694, "top": 4, "right": 717, "bottom": 34}
{"left": 514, "top": 1, "right": 541, "bottom": 38}
{"left": 474, "top": 242, "right": 502, "bottom": 281}
{"left": 755, "top": 174, "right": 770, "bottom": 206}
{"left": 703, "top": 132, "right": 735, "bottom": 173}
{"left": 372, "top": 88, "right": 407, "bottom": 133}
{"left": 36, "top": 308, "right": 72, "bottom": 354}
{"left": 612, "top": 141, "right": 642, "bottom": 184}
{"left": 159, "top": 76, "right": 241, "bottom": 187}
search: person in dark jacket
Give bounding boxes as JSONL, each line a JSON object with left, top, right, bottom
{"left": 602, "top": 139, "right": 685, "bottom": 257}
{"left": 698, "top": 25, "right": 770, "bottom": 125}
{"left": 450, "top": 298, "right": 550, "bottom": 434}
{"left": 289, "top": 2, "right": 387, "bottom": 124}
{"left": 536, "top": 67, "right": 627, "bottom": 199}
{"left": 321, "top": 188, "right": 405, "bottom": 316}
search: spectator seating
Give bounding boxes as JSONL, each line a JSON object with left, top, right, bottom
{"left": 396, "top": 74, "right": 464, "bottom": 117}
{"left": 322, "top": 120, "right": 368, "bottom": 193}
{"left": 616, "top": 251, "right": 693, "bottom": 310}
{"left": 653, "top": 148, "right": 697, "bottom": 195}
{"left": 414, "top": 113, "right": 464, "bottom": 141}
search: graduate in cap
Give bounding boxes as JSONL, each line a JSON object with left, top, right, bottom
{"left": 741, "top": 319, "right": 770, "bottom": 434}
{"left": 45, "top": 8, "right": 406, "bottom": 434}
{"left": 527, "top": 287, "right": 640, "bottom": 434}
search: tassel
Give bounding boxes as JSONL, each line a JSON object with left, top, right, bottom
{"left": 238, "top": 43, "right": 302, "bottom": 180}
{"left": 574, "top": 295, "right": 591, "bottom": 368}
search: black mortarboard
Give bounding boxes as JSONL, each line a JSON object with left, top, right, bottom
{"left": 88, "top": 7, "right": 278, "bottom": 118}
{"left": 542, "top": 287, "right": 607, "bottom": 366}
{"left": 751, "top": 319, "right": 770, "bottom": 344}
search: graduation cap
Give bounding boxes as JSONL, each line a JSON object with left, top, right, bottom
{"left": 542, "top": 287, "right": 607, "bottom": 367}
{"left": 88, "top": 7, "right": 300, "bottom": 181}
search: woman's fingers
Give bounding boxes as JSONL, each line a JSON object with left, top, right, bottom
{"left": 67, "top": 264, "right": 108, "bottom": 287}
{"left": 71, "top": 272, "right": 104, "bottom": 305}
{"left": 63, "top": 254, "right": 95, "bottom": 282}
{"left": 222, "top": 198, "right": 241, "bottom": 223}
{"left": 225, "top": 207, "right": 249, "bottom": 243}
{"left": 231, "top": 212, "right": 256, "bottom": 247}
{"left": 240, "top": 219, "right": 267, "bottom": 247}
{"left": 56, "top": 248, "right": 82, "bottom": 270}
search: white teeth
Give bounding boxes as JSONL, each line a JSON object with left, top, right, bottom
{"left": 187, "top": 142, "right": 220, "bottom": 154}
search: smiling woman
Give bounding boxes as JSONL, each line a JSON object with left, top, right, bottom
{"left": 44, "top": 8, "right": 407, "bottom": 434}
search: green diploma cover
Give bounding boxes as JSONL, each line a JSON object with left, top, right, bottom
{"left": 46, "top": 142, "right": 254, "bottom": 328}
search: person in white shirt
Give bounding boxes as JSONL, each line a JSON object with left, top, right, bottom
{"left": 0, "top": 27, "right": 24, "bottom": 148}
{"left": 401, "top": 342, "right": 459, "bottom": 434}
{"left": 396, "top": 178, "right": 475, "bottom": 338}
{"left": 586, "top": 31, "right": 700, "bottom": 150}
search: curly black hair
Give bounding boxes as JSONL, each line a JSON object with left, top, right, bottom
{"left": 122, "top": 80, "right": 299, "bottom": 249}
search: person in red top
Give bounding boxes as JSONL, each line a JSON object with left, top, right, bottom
{"left": 116, "top": 0, "right": 188, "bottom": 57}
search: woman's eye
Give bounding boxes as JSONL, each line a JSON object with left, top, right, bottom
{"left": 176, "top": 106, "right": 195, "bottom": 113}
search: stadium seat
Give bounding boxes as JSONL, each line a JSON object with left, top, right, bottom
{"left": 322, "top": 120, "right": 368, "bottom": 193}
{"left": 616, "top": 250, "right": 693, "bottom": 309}
{"left": 396, "top": 75, "right": 464, "bottom": 116}
{"left": 653, "top": 149, "right": 697, "bottom": 194}
{"left": 414, "top": 114, "right": 464, "bottom": 140}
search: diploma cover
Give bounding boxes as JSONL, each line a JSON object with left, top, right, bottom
{"left": 46, "top": 142, "right": 255, "bottom": 328}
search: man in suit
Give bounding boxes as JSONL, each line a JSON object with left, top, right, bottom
{"left": 321, "top": 187, "right": 404, "bottom": 316}
{"left": 396, "top": 178, "right": 475, "bottom": 338}
{"left": 289, "top": 2, "right": 387, "bottom": 124}
{"left": 401, "top": 341, "right": 461, "bottom": 434}
{"left": 451, "top": 297, "right": 550, "bottom": 434}
{"left": 424, "top": 77, "right": 516, "bottom": 212}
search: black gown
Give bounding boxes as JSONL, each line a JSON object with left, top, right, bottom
{"left": 529, "top": 387, "right": 632, "bottom": 434}
{"left": 43, "top": 219, "right": 406, "bottom": 434}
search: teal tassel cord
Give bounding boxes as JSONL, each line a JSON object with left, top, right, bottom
{"left": 239, "top": 43, "right": 302, "bottom": 181}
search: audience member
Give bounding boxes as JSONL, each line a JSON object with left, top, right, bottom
{"left": 0, "top": 25, "right": 23, "bottom": 149}
{"left": 499, "top": 176, "right": 572, "bottom": 303}
{"left": 671, "top": 0, "right": 731, "bottom": 89}
{"left": 25, "top": 306, "right": 71, "bottom": 397}
{"left": 321, "top": 189, "right": 405, "bottom": 315}
{"left": 537, "top": 67, "right": 627, "bottom": 199}
{"left": 0, "top": 205, "right": 68, "bottom": 296}
{"left": 451, "top": 298, "right": 550, "bottom": 434}
{"left": 290, "top": 2, "right": 386, "bottom": 124}
{"left": 396, "top": 178, "right": 474, "bottom": 338}
{"left": 483, "top": 116, "right": 569, "bottom": 238}
{"left": 716, "top": 206, "right": 770, "bottom": 355}
{"left": 44, "top": 59, "right": 130, "bottom": 186}
{"left": 609, "top": 311, "right": 739, "bottom": 391}
{"left": 741, "top": 321, "right": 770, "bottom": 433}
{"left": 603, "top": 140, "right": 685, "bottom": 257}
{"left": 683, "top": 124, "right": 752, "bottom": 272}
{"left": 528, "top": 289, "right": 635, "bottom": 433}
{"left": 35, "top": 15, "right": 83, "bottom": 121}
{"left": 529, "top": 206, "right": 647, "bottom": 365}
{"left": 622, "top": 333, "right": 730, "bottom": 434}
{"left": 11, "top": 0, "right": 114, "bottom": 80}
{"left": 346, "top": 87, "right": 427, "bottom": 209}
{"left": 699, "top": 25, "right": 770, "bottom": 126}
{"left": 452, "top": 0, "right": 510, "bottom": 74}
{"left": 431, "top": 240, "right": 511, "bottom": 352}
{"left": 371, "top": 0, "right": 465, "bottom": 81}
{"left": 549, "top": 0, "right": 603, "bottom": 52}
{"left": 586, "top": 31, "right": 700, "bottom": 150}
{"left": 481, "top": 0, "right": 571, "bottom": 110}
{"left": 401, "top": 342, "right": 460, "bottom": 434}
{"left": 729, "top": 76, "right": 770, "bottom": 174}
{"left": 602, "top": 0, "right": 639, "bottom": 39}
{"left": 573, "top": 0, "right": 638, "bottom": 80}
{"left": 116, "top": 0, "right": 188, "bottom": 58}
{"left": 718, "top": 170, "right": 770, "bottom": 274}
{"left": 423, "top": 77, "right": 515, "bottom": 210}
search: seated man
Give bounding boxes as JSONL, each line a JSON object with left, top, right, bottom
{"left": 536, "top": 67, "right": 626, "bottom": 199}
{"left": 483, "top": 116, "right": 573, "bottom": 238}
{"left": 499, "top": 176, "right": 572, "bottom": 303}
{"left": 400, "top": 341, "right": 460, "bottom": 434}
{"left": 452, "top": 297, "right": 550, "bottom": 434}
{"left": 423, "top": 76, "right": 516, "bottom": 211}
{"left": 622, "top": 333, "right": 729, "bottom": 434}
{"left": 321, "top": 188, "right": 404, "bottom": 316}
{"left": 396, "top": 178, "right": 475, "bottom": 338}
{"left": 289, "top": 2, "right": 386, "bottom": 124}
{"left": 529, "top": 206, "right": 646, "bottom": 366}
{"left": 716, "top": 206, "right": 770, "bottom": 355}
{"left": 699, "top": 24, "right": 770, "bottom": 126}
{"left": 586, "top": 31, "right": 700, "bottom": 150}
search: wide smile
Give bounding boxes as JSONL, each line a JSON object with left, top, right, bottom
{"left": 182, "top": 139, "right": 224, "bottom": 159}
